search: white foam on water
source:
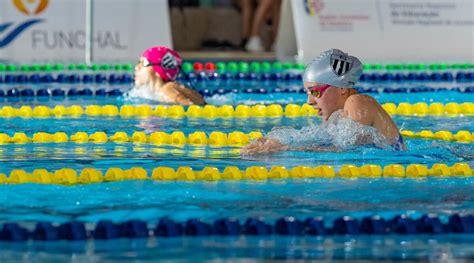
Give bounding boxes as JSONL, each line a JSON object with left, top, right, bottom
{"left": 267, "top": 110, "right": 388, "bottom": 150}
{"left": 204, "top": 93, "right": 235, "bottom": 105}
{"left": 125, "top": 84, "right": 166, "bottom": 102}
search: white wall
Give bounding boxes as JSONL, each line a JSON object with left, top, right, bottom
{"left": 278, "top": 0, "right": 474, "bottom": 63}
{"left": 0, "top": 0, "right": 172, "bottom": 63}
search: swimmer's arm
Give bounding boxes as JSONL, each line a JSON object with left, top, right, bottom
{"left": 291, "top": 146, "right": 339, "bottom": 152}
{"left": 241, "top": 138, "right": 338, "bottom": 155}
{"left": 240, "top": 137, "right": 289, "bottom": 156}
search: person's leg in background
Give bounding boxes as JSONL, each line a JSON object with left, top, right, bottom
{"left": 245, "top": 0, "right": 275, "bottom": 52}
{"left": 270, "top": 0, "right": 281, "bottom": 51}
{"left": 239, "top": 0, "right": 254, "bottom": 49}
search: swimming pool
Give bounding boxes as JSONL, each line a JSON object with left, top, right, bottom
{"left": 0, "top": 64, "right": 473, "bottom": 261}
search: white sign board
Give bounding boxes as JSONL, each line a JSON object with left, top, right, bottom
{"left": 278, "top": 0, "right": 474, "bottom": 63}
{"left": 0, "top": 0, "right": 172, "bottom": 63}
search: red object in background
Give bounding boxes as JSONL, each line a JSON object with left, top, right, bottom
{"left": 193, "top": 62, "right": 204, "bottom": 71}
{"left": 205, "top": 62, "right": 216, "bottom": 71}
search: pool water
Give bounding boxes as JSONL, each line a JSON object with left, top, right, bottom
{"left": 0, "top": 78, "right": 473, "bottom": 261}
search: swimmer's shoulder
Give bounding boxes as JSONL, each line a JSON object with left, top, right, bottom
{"left": 162, "top": 81, "right": 191, "bottom": 92}
{"left": 345, "top": 94, "right": 379, "bottom": 110}
{"left": 162, "top": 81, "right": 206, "bottom": 105}
{"left": 344, "top": 94, "right": 379, "bottom": 125}
{"left": 161, "top": 81, "right": 179, "bottom": 90}
{"left": 347, "top": 93, "right": 377, "bottom": 103}
{"left": 160, "top": 81, "right": 182, "bottom": 95}
{"left": 349, "top": 94, "right": 400, "bottom": 141}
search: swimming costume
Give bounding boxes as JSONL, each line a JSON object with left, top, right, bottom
{"left": 391, "top": 134, "right": 405, "bottom": 151}
{"left": 303, "top": 49, "right": 363, "bottom": 88}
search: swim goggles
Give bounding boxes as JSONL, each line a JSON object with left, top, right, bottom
{"left": 307, "top": 84, "right": 331, "bottom": 98}
{"left": 141, "top": 58, "right": 161, "bottom": 68}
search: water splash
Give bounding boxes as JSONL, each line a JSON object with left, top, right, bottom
{"left": 124, "top": 84, "right": 166, "bottom": 102}
{"left": 204, "top": 93, "right": 235, "bottom": 105}
{"left": 267, "top": 110, "right": 388, "bottom": 150}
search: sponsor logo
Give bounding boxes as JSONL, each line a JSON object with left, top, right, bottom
{"left": 0, "top": 0, "right": 48, "bottom": 48}
{"left": 304, "top": 0, "right": 324, "bottom": 16}
{"left": 330, "top": 54, "right": 353, "bottom": 76}
{"left": 161, "top": 52, "right": 178, "bottom": 69}
{"left": 303, "top": 0, "right": 370, "bottom": 32}
{"left": 13, "top": 0, "right": 49, "bottom": 15}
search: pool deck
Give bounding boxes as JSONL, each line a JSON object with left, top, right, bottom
{"left": 179, "top": 51, "right": 277, "bottom": 61}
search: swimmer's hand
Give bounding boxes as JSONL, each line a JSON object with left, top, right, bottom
{"left": 240, "top": 137, "right": 289, "bottom": 156}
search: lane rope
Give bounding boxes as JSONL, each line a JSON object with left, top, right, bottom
{"left": 0, "top": 213, "right": 472, "bottom": 241}
{"left": 0, "top": 103, "right": 473, "bottom": 118}
{"left": 0, "top": 129, "right": 472, "bottom": 146}
{"left": 3, "top": 61, "right": 474, "bottom": 72}
{"left": 1, "top": 83, "right": 473, "bottom": 98}
{"left": 2, "top": 71, "right": 474, "bottom": 84}
{"left": 0, "top": 163, "right": 472, "bottom": 185}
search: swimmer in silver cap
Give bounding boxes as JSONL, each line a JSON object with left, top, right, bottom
{"left": 241, "top": 49, "right": 405, "bottom": 155}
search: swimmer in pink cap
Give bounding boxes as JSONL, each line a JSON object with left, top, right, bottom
{"left": 134, "top": 46, "right": 205, "bottom": 105}
{"left": 241, "top": 49, "right": 405, "bottom": 155}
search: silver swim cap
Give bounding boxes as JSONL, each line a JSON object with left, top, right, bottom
{"left": 303, "top": 49, "right": 363, "bottom": 88}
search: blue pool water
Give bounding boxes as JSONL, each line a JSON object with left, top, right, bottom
{"left": 0, "top": 79, "right": 473, "bottom": 261}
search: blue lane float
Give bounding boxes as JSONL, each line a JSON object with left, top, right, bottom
{"left": 0, "top": 88, "right": 124, "bottom": 97}
{"left": 0, "top": 73, "right": 133, "bottom": 85}
{"left": 0, "top": 214, "right": 472, "bottom": 242}
{"left": 0, "top": 86, "right": 472, "bottom": 98}
{"left": 185, "top": 72, "right": 474, "bottom": 83}
{"left": 1, "top": 72, "right": 474, "bottom": 85}
{"left": 1, "top": 71, "right": 473, "bottom": 97}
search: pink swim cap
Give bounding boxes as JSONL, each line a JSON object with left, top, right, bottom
{"left": 142, "top": 46, "right": 182, "bottom": 82}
